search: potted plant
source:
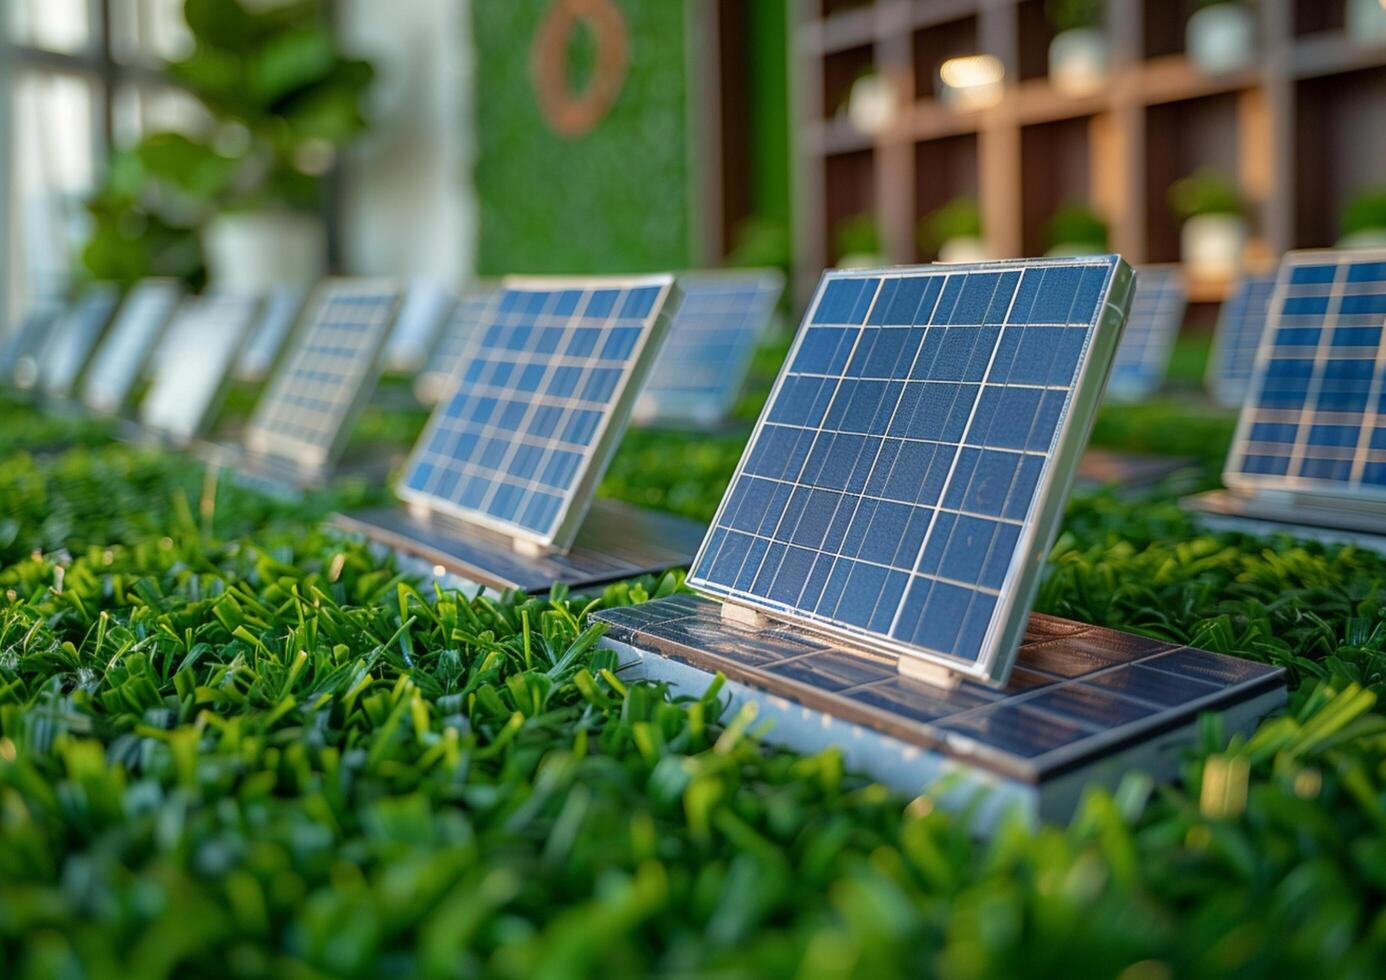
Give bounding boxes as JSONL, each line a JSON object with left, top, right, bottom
{"left": 1046, "top": 0, "right": 1108, "bottom": 98}
{"left": 1044, "top": 201, "right": 1109, "bottom": 256}
{"left": 920, "top": 197, "right": 989, "bottom": 263}
{"left": 1169, "top": 168, "right": 1247, "bottom": 280}
{"left": 1341, "top": 188, "right": 1386, "bottom": 248}
{"left": 835, "top": 213, "right": 883, "bottom": 269}
{"left": 80, "top": 0, "right": 374, "bottom": 292}
{"left": 1347, "top": 0, "right": 1386, "bottom": 46}
{"left": 1187, "top": 0, "right": 1256, "bottom": 74}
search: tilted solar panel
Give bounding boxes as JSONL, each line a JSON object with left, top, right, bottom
{"left": 81, "top": 279, "right": 182, "bottom": 414}
{"left": 141, "top": 294, "right": 260, "bottom": 443}
{"left": 244, "top": 280, "right": 400, "bottom": 471}
{"left": 2, "top": 298, "right": 63, "bottom": 386}
{"left": 38, "top": 284, "right": 120, "bottom": 397}
{"left": 384, "top": 280, "right": 455, "bottom": 374}
{"left": 687, "top": 257, "right": 1135, "bottom": 684}
{"left": 1106, "top": 265, "right": 1185, "bottom": 402}
{"left": 1224, "top": 249, "right": 1386, "bottom": 498}
{"left": 1207, "top": 274, "right": 1277, "bottom": 408}
{"left": 414, "top": 283, "right": 503, "bottom": 405}
{"left": 235, "top": 286, "right": 305, "bottom": 383}
{"left": 399, "top": 274, "right": 680, "bottom": 550}
{"left": 633, "top": 268, "right": 784, "bottom": 426}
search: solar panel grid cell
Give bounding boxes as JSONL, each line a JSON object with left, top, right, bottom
{"left": 81, "top": 279, "right": 182, "bottom": 414}
{"left": 399, "top": 275, "right": 678, "bottom": 549}
{"left": 634, "top": 269, "right": 784, "bottom": 426}
{"left": 1225, "top": 250, "right": 1386, "bottom": 498}
{"left": 244, "top": 281, "right": 400, "bottom": 470}
{"left": 689, "top": 257, "right": 1133, "bottom": 683}
{"left": 1208, "top": 274, "right": 1277, "bottom": 407}
{"left": 1106, "top": 265, "right": 1186, "bottom": 402}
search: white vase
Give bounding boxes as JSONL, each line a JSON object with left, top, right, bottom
{"left": 938, "top": 237, "right": 992, "bottom": 264}
{"left": 1049, "top": 28, "right": 1109, "bottom": 98}
{"left": 203, "top": 210, "right": 326, "bottom": 293}
{"left": 1347, "top": 0, "right": 1386, "bottom": 46}
{"left": 1186, "top": 3, "right": 1256, "bottom": 74}
{"left": 1339, "top": 228, "right": 1386, "bottom": 249}
{"left": 1181, "top": 213, "right": 1247, "bottom": 281}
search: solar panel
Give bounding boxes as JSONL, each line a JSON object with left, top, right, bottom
{"left": 414, "top": 282, "right": 503, "bottom": 405}
{"left": 399, "top": 274, "right": 680, "bottom": 550}
{"left": 687, "top": 257, "right": 1134, "bottom": 684}
{"left": 1106, "top": 265, "right": 1186, "bottom": 402}
{"left": 37, "top": 284, "right": 120, "bottom": 397}
{"left": 81, "top": 279, "right": 182, "bottom": 414}
{"left": 1207, "top": 274, "right": 1277, "bottom": 408}
{"left": 1224, "top": 249, "right": 1386, "bottom": 499}
{"left": 383, "top": 280, "right": 455, "bottom": 374}
{"left": 2, "top": 297, "right": 63, "bottom": 386}
{"left": 235, "top": 286, "right": 305, "bottom": 382}
{"left": 633, "top": 268, "right": 784, "bottom": 426}
{"left": 140, "top": 294, "right": 260, "bottom": 443}
{"left": 243, "top": 280, "right": 400, "bottom": 471}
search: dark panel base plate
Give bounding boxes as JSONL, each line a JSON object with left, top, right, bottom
{"left": 332, "top": 498, "right": 705, "bottom": 593}
{"left": 1183, "top": 489, "right": 1386, "bottom": 553}
{"left": 1077, "top": 448, "right": 1199, "bottom": 492}
{"left": 593, "top": 594, "right": 1284, "bottom": 829}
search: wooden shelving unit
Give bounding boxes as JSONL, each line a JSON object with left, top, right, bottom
{"left": 789, "top": 0, "right": 1386, "bottom": 305}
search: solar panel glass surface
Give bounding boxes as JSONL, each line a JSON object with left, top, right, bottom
{"left": 234, "top": 286, "right": 304, "bottom": 382}
{"left": 141, "top": 294, "right": 259, "bottom": 442}
{"left": 414, "top": 283, "right": 503, "bottom": 405}
{"left": 81, "top": 279, "right": 181, "bottom": 413}
{"left": 634, "top": 269, "right": 783, "bottom": 426}
{"left": 39, "top": 285, "right": 120, "bottom": 396}
{"left": 1106, "top": 265, "right": 1186, "bottom": 402}
{"left": 399, "top": 274, "right": 678, "bottom": 549}
{"left": 688, "top": 258, "right": 1133, "bottom": 683}
{"left": 1225, "top": 250, "right": 1386, "bottom": 498}
{"left": 244, "top": 280, "right": 399, "bottom": 470}
{"left": 384, "top": 280, "right": 454, "bottom": 373}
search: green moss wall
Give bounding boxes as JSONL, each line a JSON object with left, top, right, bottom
{"left": 472, "top": 1, "right": 692, "bottom": 275}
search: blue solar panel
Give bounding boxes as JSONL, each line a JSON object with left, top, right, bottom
{"left": 688, "top": 257, "right": 1134, "bottom": 683}
{"left": 235, "top": 286, "right": 305, "bottom": 383}
{"left": 244, "top": 280, "right": 400, "bottom": 471}
{"left": 414, "top": 283, "right": 503, "bottom": 405}
{"left": 399, "top": 274, "right": 679, "bottom": 550}
{"left": 1208, "top": 274, "right": 1277, "bottom": 408}
{"left": 81, "top": 279, "right": 182, "bottom": 414}
{"left": 1, "top": 297, "right": 62, "bottom": 385}
{"left": 633, "top": 269, "right": 784, "bottom": 426}
{"left": 141, "top": 294, "right": 259, "bottom": 443}
{"left": 1106, "top": 266, "right": 1186, "bottom": 402}
{"left": 38, "top": 285, "right": 120, "bottom": 397}
{"left": 1225, "top": 249, "right": 1386, "bottom": 497}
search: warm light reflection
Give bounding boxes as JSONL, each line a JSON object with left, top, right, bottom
{"left": 938, "top": 54, "right": 1005, "bottom": 111}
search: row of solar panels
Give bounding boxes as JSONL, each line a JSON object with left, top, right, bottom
{"left": 0, "top": 269, "right": 787, "bottom": 448}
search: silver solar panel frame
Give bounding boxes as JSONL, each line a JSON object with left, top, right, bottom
{"left": 140, "top": 293, "right": 261, "bottom": 443}
{"left": 1223, "top": 247, "right": 1386, "bottom": 503}
{"left": 1105, "top": 264, "right": 1186, "bottom": 403}
{"left": 687, "top": 256, "right": 1136, "bottom": 686}
{"left": 38, "top": 284, "right": 120, "bottom": 397}
{"left": 634, "top": 267, "right": 785, "bottom": 427}
{"left": 80, "top": 278, "right": 182, "bottom": 414}
{"left": 1206, "top": 273, "right": 1277, "bottom": 408}
{"left": 397, "top": 273, "right": 681, "bottom": 553}
{"left": 243, "top": 277, "right": 401, "bottom": 473}
{"left": 414, "top": 281, "right": 504, "bottom": 405}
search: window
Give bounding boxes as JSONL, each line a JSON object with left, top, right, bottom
{"left": 4, "top": 0, "right": 190, "bottom": 323}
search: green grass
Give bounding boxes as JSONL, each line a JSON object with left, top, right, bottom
{"left": 3, "top": 348, "right": 1386, "bottom": 976}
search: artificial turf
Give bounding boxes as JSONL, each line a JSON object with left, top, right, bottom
{"left": 1, "top": 353, "right": 1385, "bottom": 977}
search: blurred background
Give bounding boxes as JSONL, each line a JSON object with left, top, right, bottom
{"left": 2, "top": 0, "right": 1385, "bottom": 328}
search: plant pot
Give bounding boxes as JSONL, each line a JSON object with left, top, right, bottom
{"left": 1339, "top": 228, "right": 1386, "bottom": 250}
{"left": 1049, "top": 28, "right": 1109, "bottom": 98}
{"left": 203, "top": 210, "right": 327, "bottom": 293}
{"left": 938, "top": 237, "right": 992, "bottom": 264}
{"left": 1347, "top": 0, "right": 1386, "bottom": 46}
{"left": 1186, "top": 3, "right": 1255, "bottom": 75}
{"left": 1181, "top": 212, "right": 1247, "bottom": 281}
